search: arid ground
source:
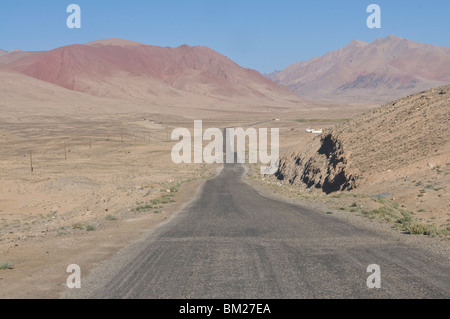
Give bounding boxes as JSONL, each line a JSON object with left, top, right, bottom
{"left": 0, "top": 38, "right": 448, "bottom": 299}
{"left": 0, "top": 99, "right": 375, "bottom": 298}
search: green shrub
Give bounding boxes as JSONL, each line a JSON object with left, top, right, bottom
{"left": 406, "top": 223, "right": 439, "bottom": 237}
{"left": 72, "top": 223, "right": 84, "bottom": 230}
{"left": 133, "top": 204, "right": 153, "bottom": 212}
{"left": 0, "top": 261, "right": 14, "bottom": 270}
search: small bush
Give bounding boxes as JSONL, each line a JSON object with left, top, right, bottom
{"left": 86, "top": 225, "right": 96, "bottom": 231}
{"left": 72, "top": 223, "right": 84, "bottom": 230}
{"left": 133, "top": 204, "right": 153, "bottom": 212}
{"left": 0, "top": 261, "right": 14, "bottom": 270}
{"left": 106, "top": 215, "right": 118, "bottom": 221}
{"left": 406, "top": 223, "right": 439, "bottom": 237}
{"left": 397, "top": 215, "right": 413, "bottom": 225}
{"left": 169, "top": 186, "right": 179, "bottom": 193}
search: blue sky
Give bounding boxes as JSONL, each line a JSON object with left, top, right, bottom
{"left": 0, "top": 0, "right": 449, "bottom": 73}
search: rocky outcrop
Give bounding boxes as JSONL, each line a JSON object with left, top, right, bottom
{"left": 276, "top": 132, "right": 359, "bottom": 194}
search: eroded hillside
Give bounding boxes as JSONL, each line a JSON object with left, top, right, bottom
{"left": 276, "top": 85, "right": 450, "bottom": 228}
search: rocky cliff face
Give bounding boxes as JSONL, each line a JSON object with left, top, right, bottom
{"left": 275, "top": 84, "right": 450, "bottom": 196}
{"left": 276, "top": 132, "right": 359, "bottom": 194}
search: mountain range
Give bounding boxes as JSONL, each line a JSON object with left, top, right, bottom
{"left": 268, "top": 35, "right": 450, "bottom": 102}
{"left": 1, "top": 35, "right": 449, "bottom": 112}
{"left": 0, "top": 38, "right": 298, "bottom": 102}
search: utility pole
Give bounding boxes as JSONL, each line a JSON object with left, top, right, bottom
{"left": 30, "top": 150, "right": 33, "bottom": 172}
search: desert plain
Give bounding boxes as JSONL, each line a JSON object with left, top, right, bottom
{"left": 0, "top": 36, "right": 449, "bottom": 298}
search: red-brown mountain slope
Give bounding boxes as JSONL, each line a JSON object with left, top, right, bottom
{"left": 4, "top": 38, "right": 297, "bottom": 101}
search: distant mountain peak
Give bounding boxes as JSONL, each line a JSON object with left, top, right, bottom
{"left": 373, "top": 35, "right": 407, "bottom": 45}
{"left": 269, "top": 36, "right": 450, "bottom": 102}
{"left": 86, "top": 38, "right": 144, "bottom": 47}
{"left": 348, "top": 39, "right": 368, "bottom": 47}
{"left": 386, "top": 34, "right": 403, "bottom": 40}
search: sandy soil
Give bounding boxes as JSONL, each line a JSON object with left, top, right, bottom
{"left": 0, "top": 114, "right": 220, "bottom": 298}
{"left": 0, "top": 104, "right": 374, "bottom": 299}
